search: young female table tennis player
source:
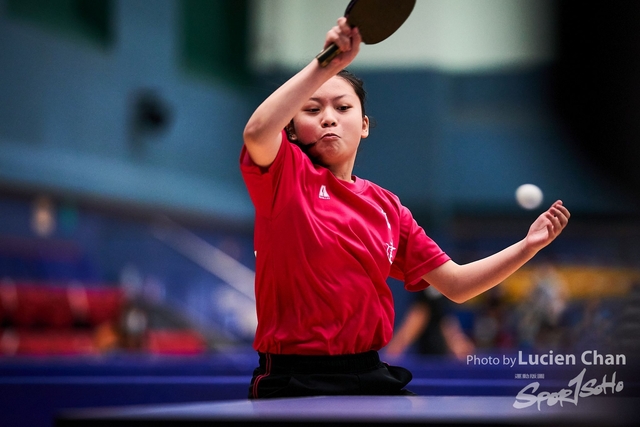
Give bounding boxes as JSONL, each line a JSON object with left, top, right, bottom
{"left": 240, "top": 17, "right": 570, "bottom": 398}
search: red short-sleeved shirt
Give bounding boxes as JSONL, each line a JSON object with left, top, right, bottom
{"left": 240, "top": 132, "right": 450, "bottom": 355}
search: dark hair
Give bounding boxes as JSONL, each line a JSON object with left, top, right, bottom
{"left": 337, "top": 69, "right": 366, "bottom": 117}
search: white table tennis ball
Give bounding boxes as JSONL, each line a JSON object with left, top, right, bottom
{"left": 515, "top": 184, "right": 543, "bottom": 210}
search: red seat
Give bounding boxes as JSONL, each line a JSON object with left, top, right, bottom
{"left": 11, "top": 330, "right": 97, "bottom": 356}
{"left": 9, "top": 284, "right": 75, "bottom": 328}
{"left": 13, "top": 284, "right": 49, "bottom": 328}
{"left": 43, "top": 287, "right": 75, "bottom": 329}
{"left": 85, "top": 287, "right": 125, "bottom": 326}
{"left": 147, "top": 330, "right": 207, "bottom": 355}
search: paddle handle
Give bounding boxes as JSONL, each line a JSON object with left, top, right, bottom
{"left": 316, "top": 43, "right": 341, "bottom": 67}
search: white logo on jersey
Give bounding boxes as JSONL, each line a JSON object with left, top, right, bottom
{"left": 385, "top": 240, "right": 396, "bottom": 264}
{"left": 319, "top": 185, "right": 330, "bottom": 200}
{"left": 381, "top": 209, "right": 391, "bottom": 229}
{"left": 379, "top": 208, "right": 394, "bottom": 263}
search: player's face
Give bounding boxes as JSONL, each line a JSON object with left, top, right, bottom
{"left": 291, "top": 76, "right": 369, "bottom": 168}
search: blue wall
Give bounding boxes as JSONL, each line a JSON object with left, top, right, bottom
{"left": 0, "top": 0, "right": 254, "bottom": 223}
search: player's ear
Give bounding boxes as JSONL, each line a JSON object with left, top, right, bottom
{"left": 285, "top": 121, "right": 297, "bottom": 141}
{"left": 361, "top": 115, "right": 369, "bottom": 139}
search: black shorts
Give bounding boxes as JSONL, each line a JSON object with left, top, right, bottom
{"left": 249, "top": 350, "right": 414, "bottom": 399}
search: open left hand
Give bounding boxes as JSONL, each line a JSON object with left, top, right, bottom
{"left": 525, "top": 200, "right": 570, "bottom": 252}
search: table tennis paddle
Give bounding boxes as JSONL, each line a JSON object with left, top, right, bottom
{"left": 316, "top": 0, "right": 416, "bottom": 67}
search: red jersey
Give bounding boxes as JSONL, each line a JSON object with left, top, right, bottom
{"left": 240, "top": 132, "right": 450, "bottom": 355}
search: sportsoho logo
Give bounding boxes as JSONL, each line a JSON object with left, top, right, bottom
{"left": 511, "top": 350, "right": 626, "bottom": 411}
{"left": 466, "top": 350, "right": 627, "bottom": 411}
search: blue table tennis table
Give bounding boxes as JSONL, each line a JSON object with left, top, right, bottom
{"left": 56, "top": 395, "right": 638, "bottom": 426}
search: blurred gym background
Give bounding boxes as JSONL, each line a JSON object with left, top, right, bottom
{"left": 1, "top": 1, "right": 639, "bottom": 426}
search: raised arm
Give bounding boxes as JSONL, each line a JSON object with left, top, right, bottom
{"left": 242, "top": 18, "right": 362, "bottom": 167}
{"left": 424, "top": 201, "right": 570, "bottom": 303}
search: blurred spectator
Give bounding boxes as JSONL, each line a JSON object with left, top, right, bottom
{"left": 472, "top": 287, "right": 514, "bottom": 350}
{"left": 118, "top": 302, "right": 149, "bottom": 351}
{"left": 612, "top": 282, "right": 640, "bottom": 354}
{"left": 515, "top": 262, "right": 568, "bottom": 350}
{"left": 385, "top": 287, "right": 474, "bottom": 360}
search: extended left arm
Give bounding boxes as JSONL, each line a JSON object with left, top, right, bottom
{"left": 423, "top": 201, "right": 570, "bottom": 304}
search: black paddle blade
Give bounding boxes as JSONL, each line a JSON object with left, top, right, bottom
{"left": 348, "top": 0, "right": 416, "bottom": 44}
{"left": 316, "top": 0, "right": 416, "bottom": 67}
